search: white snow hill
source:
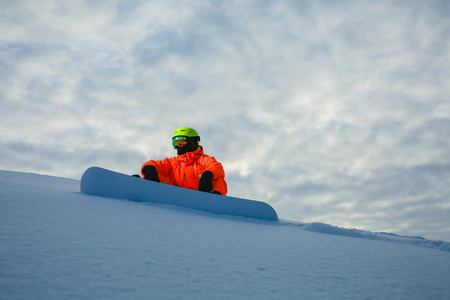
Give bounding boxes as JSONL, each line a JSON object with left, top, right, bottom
{"left": 1, "top": 170, "right": 449, "bottom": 299}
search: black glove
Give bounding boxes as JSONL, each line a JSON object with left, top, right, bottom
{"left": 142, "top": 165, "right": 160, "bottom": 182}
{"left": 198, "top": 171, "right": 214, "bottom": 193}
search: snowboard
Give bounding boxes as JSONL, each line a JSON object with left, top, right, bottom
{"left": 80, "top": 167, "right": 278, "bottom": 221}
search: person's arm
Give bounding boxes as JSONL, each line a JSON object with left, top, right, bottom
{"left": 198, "top": 157, "right": 227, "bottom": 195}
{"left": 141, "top": 158, "right": 172, "bottom": 181}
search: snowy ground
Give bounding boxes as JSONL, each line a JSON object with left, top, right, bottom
{"left": 1, "top": 170, "right": 449, "bottom": 299}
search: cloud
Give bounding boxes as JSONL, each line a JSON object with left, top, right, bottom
{"left": 1, "top": 0, "right": 449, "bottom": 241}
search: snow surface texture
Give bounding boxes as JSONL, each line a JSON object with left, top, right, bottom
{"left": 1, "top": 170, "right": 449, "bottom": 300}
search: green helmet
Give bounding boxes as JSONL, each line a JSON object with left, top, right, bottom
{"left": 172, "top": 127, "right": 199, "bottom": 138}
{"left": 172, "top": 127, "right": 201, "bottom": 153}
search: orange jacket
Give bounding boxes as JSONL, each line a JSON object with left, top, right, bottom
{"left": 141, "top": 146, "right": 227, "bottom": 195}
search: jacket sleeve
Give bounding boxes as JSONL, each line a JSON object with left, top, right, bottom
{"left": 141, "top": 158, "right": 173, "bottom": 179}
{"left": 203, "top": 156, "right": 227, "bottom": 195}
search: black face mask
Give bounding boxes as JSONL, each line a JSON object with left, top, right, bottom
{"left": 176, "top": 138, "right": 199, "bottom": 155}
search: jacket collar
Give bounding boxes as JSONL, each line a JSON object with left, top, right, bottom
{"left": 177, "top": 146, "right": 203, "bottom": 164}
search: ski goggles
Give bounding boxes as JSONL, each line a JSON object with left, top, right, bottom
{"left": 172, "top": 136, "right": 188, "bottom": 149}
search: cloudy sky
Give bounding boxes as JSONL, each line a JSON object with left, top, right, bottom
{"left": 1, "top": 0, "right": 449, "bottom": 241}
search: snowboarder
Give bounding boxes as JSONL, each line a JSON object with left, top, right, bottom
{"left": 140, "top": 127, "right": 227, "bottom": 195}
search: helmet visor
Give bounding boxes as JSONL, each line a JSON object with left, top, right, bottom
{"left": 172, "top": 136, "right": 188, "bottom": 149}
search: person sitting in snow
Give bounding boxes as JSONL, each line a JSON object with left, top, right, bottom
{"left": 140, "top": 127, "right": 227, "bottom": 196}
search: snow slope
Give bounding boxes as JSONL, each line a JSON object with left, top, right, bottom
{"left": 1, "top": 170, "right": 449, "bottom": 300}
